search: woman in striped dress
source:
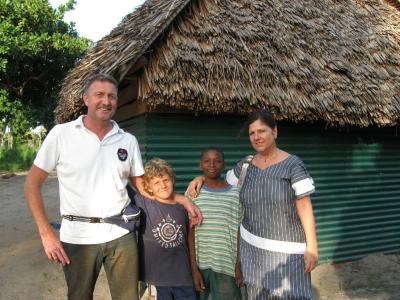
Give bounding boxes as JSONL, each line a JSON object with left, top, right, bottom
{"left": 189, "top": 111, "right": 318, "bottom": 300}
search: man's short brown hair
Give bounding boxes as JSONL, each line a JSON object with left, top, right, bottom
{"left": 83, "top": 73, "right": 118, "bottom": 96}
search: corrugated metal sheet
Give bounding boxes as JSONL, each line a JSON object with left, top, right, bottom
{"left": 121, "top": 114, "right": 400, "bottom": 263}
{"left": 122, "top": 114, "right": 148, "bottom": 161}
{"left": 282, "top": 127, "right": 400, "bottom": 262}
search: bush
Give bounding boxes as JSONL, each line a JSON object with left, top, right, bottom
{"left": 0, "top": 144, "right": 38, "bottom": 172}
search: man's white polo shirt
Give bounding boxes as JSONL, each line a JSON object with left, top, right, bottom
{"left": 34, "top": 116, "right": 144, "bottom": 244}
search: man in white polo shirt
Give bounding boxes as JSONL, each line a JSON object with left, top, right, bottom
{"left": 24, "top": 73, "right": 201, "bottom": 300}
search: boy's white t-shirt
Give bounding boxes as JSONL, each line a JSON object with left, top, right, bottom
{"left": 34, "top": 116, "right": 144, "bottom": 244}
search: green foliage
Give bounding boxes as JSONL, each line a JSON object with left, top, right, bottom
{"left": 0, "top": 143, "right": 38, "bottom": 171}
{"left": 0, "top": 90, "right": 31, "bottom": 137}
{"left": 0, "top": 0, "right": 91, "bottom": 135}
{"left": 0, "top": 128, "right": 45, "bottom": 171}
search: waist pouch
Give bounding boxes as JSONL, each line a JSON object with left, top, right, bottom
{"left": 62, "top": 202, "right": 141, "bottom": 232}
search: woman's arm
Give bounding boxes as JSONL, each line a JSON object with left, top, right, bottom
{"left": 295, "top": 196, "right": 318, "bottom": 273}
{"left": 188, "top": 225, "right": 205, "bottom": 291}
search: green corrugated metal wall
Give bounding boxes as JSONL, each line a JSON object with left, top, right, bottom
{"left": 123, "top": 114, "right": 148, "bottom": 161}
{"left": 121, "top": 113, "right": 400, "bottom": 263}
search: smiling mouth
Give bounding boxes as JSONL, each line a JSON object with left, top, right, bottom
{"left": 98, "top": 105, "right": 112, "bottom": 111}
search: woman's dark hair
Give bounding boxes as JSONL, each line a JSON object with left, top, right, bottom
{"left": 200, "top": 147, "right": 225, "bottom": 161}
{"left": 245, "top": 110, "right": 277, "bottom": 130}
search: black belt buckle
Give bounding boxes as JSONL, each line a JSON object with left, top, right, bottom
{"left": 90, "top": 217, "right": 102, "bottom": 223}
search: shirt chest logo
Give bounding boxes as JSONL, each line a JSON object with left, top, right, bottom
{"left": 117, "top": 148, "right": 128, "bottom": 161}
{"left": 152, "top": 214, "right": 183, "bottom": 248}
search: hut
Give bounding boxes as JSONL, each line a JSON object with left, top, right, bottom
{"left": 57, "top": 0, "right": 400, "bottom": 263}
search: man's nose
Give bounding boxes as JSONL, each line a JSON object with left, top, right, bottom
{"left": 103, "top": 97, "right": 111, "bottom": 104}
{"left": 102, "top": 95, "right": 113, "bottom": 104}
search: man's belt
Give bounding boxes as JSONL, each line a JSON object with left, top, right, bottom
{"left": 62, "top": 215, "right": 105, "bottom": 223}
{"left": 62, "top": 203, "right": 141, "bottom": 232}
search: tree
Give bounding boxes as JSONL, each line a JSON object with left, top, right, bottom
{"left": 0, "top": 0, "right": 91, "bottom": 137}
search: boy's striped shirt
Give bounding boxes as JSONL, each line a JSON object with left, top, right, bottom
{"left": 190, "top": 185, "right": 241, "bottom": 277}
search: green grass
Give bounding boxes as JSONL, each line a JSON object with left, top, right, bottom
{"left": 0, "top": 144, "right": 38, "bottom": 172}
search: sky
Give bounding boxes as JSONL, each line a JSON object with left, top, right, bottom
{"left": 49, "top": 0, "right": 146, "bottom": 41}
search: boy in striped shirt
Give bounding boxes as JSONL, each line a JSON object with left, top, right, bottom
{"left": 187, "top": 147, "right": 242, "bottom": 300}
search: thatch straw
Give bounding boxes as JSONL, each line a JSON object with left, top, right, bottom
{"left": 57, "top": 0, "right": 400, "bottom": 127}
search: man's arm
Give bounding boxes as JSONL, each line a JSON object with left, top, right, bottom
{"left": 130, "top": 175, "right": 153, "bottom": 199}
{"left": 24, "top": 165, "right": 70, "bottom": 266}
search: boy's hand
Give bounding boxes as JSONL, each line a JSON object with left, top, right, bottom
{"left": 192, "top": 268, "right": 205, "bottom": 292}
{"left": 235, "top": 262, "right": 244, "bottom": 287}
{"left": 189, "top": 204, "right": 202, "bottom": 227}
{"left": 186, "top": 176, "right": 205, "bottom": 198}
{"left": 174, "top": 194, "right": 203, "bottom": 226}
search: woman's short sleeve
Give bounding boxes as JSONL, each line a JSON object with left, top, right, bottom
{"left": 290, "top": 157, "right": 315, "bottom": 199}
{"left": 226, "top": 159, "right": 245, "bottom": 186}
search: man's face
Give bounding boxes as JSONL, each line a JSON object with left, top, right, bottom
{"left": 83, "top": 80, "right": 118, "bottom": 123}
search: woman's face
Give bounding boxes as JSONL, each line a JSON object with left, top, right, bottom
{"left": 248, "top": 119, "right": 277, "bottom": 153}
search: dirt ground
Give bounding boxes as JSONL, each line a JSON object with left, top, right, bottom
{"left": 1, "top": 174, "right": 399, "bottom": 300}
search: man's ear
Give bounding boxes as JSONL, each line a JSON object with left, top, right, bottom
{"left": 83, "top": 94, "right": 89, "bottom": 106}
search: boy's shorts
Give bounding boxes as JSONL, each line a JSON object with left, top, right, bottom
{"left": 198, "top": 268, "right": 241, "bottom": 300}
{"left": 156, "top": 286, "right": 196, "bottom": 300}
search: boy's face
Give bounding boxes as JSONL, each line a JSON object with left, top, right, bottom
{"left": 147, "top": 174, "right": 174, "bottom": 201}
{"left": 200, "top": 150, "right": 224, "bottom": 180}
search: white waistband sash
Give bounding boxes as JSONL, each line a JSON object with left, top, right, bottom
{"left": 240, "top": 224, "right": 306, "bottom": 254}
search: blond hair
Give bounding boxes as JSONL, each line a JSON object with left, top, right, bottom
{"left": 143, "top": 158, "right": 175, "bottom": 193}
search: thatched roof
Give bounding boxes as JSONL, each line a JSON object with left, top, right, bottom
{"left": 57, "top": 0, "right": 400, "bottom": 127}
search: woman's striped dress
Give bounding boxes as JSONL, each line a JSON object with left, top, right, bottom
{"left": 227, "top": 155, "right": 315, "bottom": 300}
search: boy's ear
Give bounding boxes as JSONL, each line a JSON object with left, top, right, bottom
{"left": 144, "top": 183, "right": 152, "bottom": 194}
